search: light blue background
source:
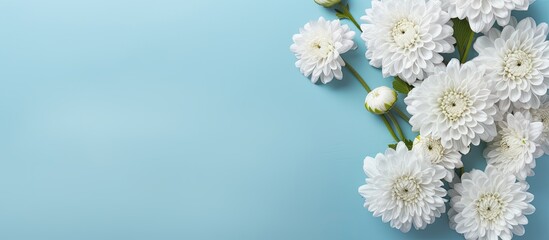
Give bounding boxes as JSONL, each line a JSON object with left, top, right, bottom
{"left": 0, "top": 0, "right": 548, "bottom": 239}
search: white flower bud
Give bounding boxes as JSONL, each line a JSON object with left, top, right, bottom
{"left": 314, "top": 0, "right": 341, "bottom": 8}
{"left": 364, "top": 86, "right": 397, "bottom": 114}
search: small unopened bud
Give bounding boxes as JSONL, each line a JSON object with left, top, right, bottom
{"left": 365, "top": 86, "right": 397, "bottom": 114}
{"left": 314, "top": 0, "right": 341, "bottom": 8}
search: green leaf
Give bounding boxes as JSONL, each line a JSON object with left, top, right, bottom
{"left": 392, "top": 77, "right": 412, "bottom": 94}
{"left": 452, "top": 18, "right": 475, "bottom": 63}
{"left": 387, "top": 139, "right": 413, "bottom": 150}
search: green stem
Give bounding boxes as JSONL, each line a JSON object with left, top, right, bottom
{"left": 336, "top": 3, "right": 362, "bottom": 32}
{"left": 342, "top": 4, "right": 361, "bottom": 31}
{"left": 387, "top": 112, "right": 405, "bottom": 141}
{"left": 381, "top": 115, "right": 400, "bottom": 142}
{"left": 392, "top": 107, "right": 410, "bottom": 123}
{"left": 459, "top": 167, "right": 464, "bottom": 176}
{"left": 461, "top": 31, "right": 475, "bottom": 63}
{"left": 344, "top": 60, "right": 372, "bottom": 92}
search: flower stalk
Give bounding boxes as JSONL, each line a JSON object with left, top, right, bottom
{"left": 382, "top": 115, "right": 400, "bottom": 142}
{"left": 392, "top": 107, "right": 410, "bottom": 123}
{"left": 387, "top": 112, "right": 406, "bottom": 141}
{"left": 344, "top": 60, "right": 371, "bottom": 92}
{"left": 334, "top": 3, "right": 361, "bottom": 32}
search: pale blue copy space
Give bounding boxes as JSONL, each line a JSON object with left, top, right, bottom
{"left": 0, "top": 0, "right": 548, "bottom": 239}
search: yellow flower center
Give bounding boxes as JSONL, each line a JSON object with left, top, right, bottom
{"left": 392, "top": 175, "right": 422, "bottom": 204}
{"left": 310, "top": 38, "right": 334, "bottom": 59}
{"left": 421, "top": 137, "right": 445, "bottom": 164}
{"left": 503, "top": 49, "right": 533, "bottom": 81}
{"left": 439, "top": 89, "right": 472, "bottom": 122}
{"left": 476, "top": 193, "right": 506, "bottom": 222}
{"left": 391, "top": 18, "right": 420, "bottom": 50}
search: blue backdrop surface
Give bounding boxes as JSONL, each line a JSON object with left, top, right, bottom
{"left": 0, "top": 0, "right": 548, "bottom": 239}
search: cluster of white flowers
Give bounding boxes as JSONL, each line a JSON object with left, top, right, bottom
{"left": 291, "top": 0, "right": 547, "bottom": 238}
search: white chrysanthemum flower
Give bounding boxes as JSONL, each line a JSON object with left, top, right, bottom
{"left": 360, "top": 0, "right": 455, "bottom": 84}
{"left": 529, "top": 95, "right": 549, "bottom": 154}
{"left": 358, "top": 142, "right": 447, "bottom": 232}
{"left": 413, "top": 135, "right": 462, "bottom": 182}
{"left": 291, "top": 17, "right": 356, "bottom": 84}
{"left": 443, "top": 0, "right": 534, "bottom": 33}
{"left": 474, "top": 17, "right": 549, "bottom": 111}
{"left": 448, "top": 166, "right": 535, "bottom": 240}
{"left": 314, "top": 0, "right": 340, "bottom": 8}
{"left": 485, "top": 112, "right": 543, "bottom": 180}
{"left": 365, "top": 86, "right": 397, "bottom": 114}
{"left": 405, "top": 59, "right": 499, "bottom": 153}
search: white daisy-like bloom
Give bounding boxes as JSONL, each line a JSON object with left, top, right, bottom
{"left": 360, "top": 0, "right": 455, "bottom": 84}
{"left": 358, "top": 142, "right": 447, "bottom": 232}
{"left": 528, "top": 95, "right": 549, "bottom": 154}
{"left": 485, "top": 112, "right": 543, "bottom": 180}
{"left": 474, "top": 17, "right": 549, "bottom": 111}
{"left": 291, "top": 17, "right": 356, "bottom": 84}
{"left": 413, "top": 135, "right": 462, "bottom": 182}
{"left": 443, "top": 0, "right": 534, "bottom": 33}
{"left": 405, "top": 59, "right": 499, "bottom": 153}
{"left": 448, "top": 166, "right": 535, "bottom": 240}
{"left": 364, "top": 86, "right": 397, "bottom": 114}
